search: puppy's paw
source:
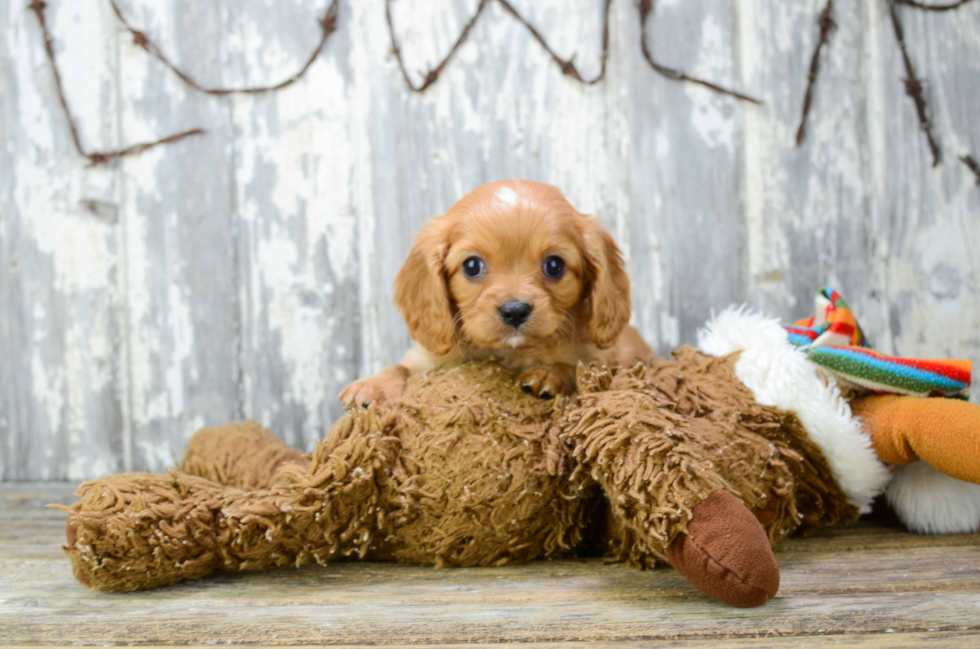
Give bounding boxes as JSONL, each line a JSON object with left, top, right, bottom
{"left": 339, "top": 365, "right": 409, "bottom": 409}
{"left": 516, "top": 366, "right": 572, "bottom": 400}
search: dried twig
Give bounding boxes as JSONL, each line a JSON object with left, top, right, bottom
{"left": 84, "top": 129, "right": 207, "bottom": 165}
{"left": 796, "top": 0, "right": 835, "bottom": 146}
{"left": 385, "top": 0, "right": 611, "bottom": 92}
{"left": 638, "top": 0, "right": 761, "bottom": 104}
{"left": 27, "top": 0, "right": 203, "bottom": 166}
{"left": 888, "top": 0, "right": 942, "bottom": 167}
{"left": 386, "top": 0, "right": 491, "bottom": 92}
{"left": 496, "top": 0, "right": 611, "bottom": 85}
{"left": 961, "top": 155, "right": 980, "bottom": 185}
{"left": 896, "top": 0, "right": 975, "bottom": 11}
{"left": 108, "top": 0, "right": 339, "bottom": 96}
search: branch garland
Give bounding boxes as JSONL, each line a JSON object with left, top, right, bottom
{"left": 638, "top": 0, "right": 760, "bottom": 104}
{"left": 108, "top": 0, "right": 339, "bottom": 96}
{"left": 387, "top": 0, "right": 755, "bottom": 99}
{"left": 962, "top": 155, "right": 980, "bottom": 185}
{"left": 796, "top": 0, "right": 977, "bottom": 182}
{"left": 386, "top": 0, "right": 491, "bottom": 92}
{"left": 386, "top": 0, "right": 613, "bottom": 92}
{"left": 27, "top": 0, "right": 979, "bottom": 180}
{"left": 895, "top": 0, "right": 974, "bottom": 10}
{"left": 888, "top": 0, "right": 941, "bottom": 167}
{"left": 496, "top": 0, "right": 610, "bottom": 85}
{"left": 27, "top": 0, "right": 203, "bottom": 166}
{"left": 796, "top": 0, "right": 835, "bottom": 146}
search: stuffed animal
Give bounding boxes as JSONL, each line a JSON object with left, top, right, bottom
{"left": 55, "top": 290, "right": 980, "bottom": 608}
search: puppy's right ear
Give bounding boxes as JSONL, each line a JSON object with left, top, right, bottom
{"left": 393, "top": 220, "right": 455, "bottom": 356}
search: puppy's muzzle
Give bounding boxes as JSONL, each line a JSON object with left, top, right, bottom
{"left": 498, "top": 300, "right": 533, "bottom": 328}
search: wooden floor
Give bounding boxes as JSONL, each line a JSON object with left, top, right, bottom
{"left": 1, "top": 483, "right": 979, "bottom": 648}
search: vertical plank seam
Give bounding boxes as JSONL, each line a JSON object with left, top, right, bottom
{"left": 227, "top": 6, "right": 246, "bottom": 424}
{"left": 110, "top": 0, "right": 133, "bottom": 473}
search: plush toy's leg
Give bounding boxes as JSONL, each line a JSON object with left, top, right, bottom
{"left": 665, "top": 491, "right": 780, "bottom": 608}
{"left": 179, "top": 420, "right": 307, "bottom": 490}
{"left": 851, "top": 395, "right": 980, "bottom": 484}
{"left": 59, "top": 408, "right": 398, "bottom": 591}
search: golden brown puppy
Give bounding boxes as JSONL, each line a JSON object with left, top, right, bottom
{"left": 340, "top": 180, "right": 653, "bottom": 408}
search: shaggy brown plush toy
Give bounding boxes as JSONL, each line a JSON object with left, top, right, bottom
{"left": 56, "top": 287, "right": 980, "bottom": 608}
{"left": 59, "top": 348, "right": 861, "bottom": 607}
{"left": 56, "top": 294, "right": 980, "bottom": 608}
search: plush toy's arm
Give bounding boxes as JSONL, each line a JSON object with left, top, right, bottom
{"left": 565, "top": 366, "right": 780, "bottom": 608}
{"left": 567, "top": 417, "right": 780, "bottom": 607}
{"left": 851, "top": 394, "right": 980, "bottom": 484}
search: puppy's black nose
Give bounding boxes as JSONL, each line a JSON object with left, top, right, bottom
{"left": 498, "top": 301, "right": 533, "bottom": 328}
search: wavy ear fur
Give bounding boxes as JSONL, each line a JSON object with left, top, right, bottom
{"left": 582, "top": 219, "right": 631, "bottom": 349}
{"left": 393, "top": 220, "right": 455, "bottom": 355}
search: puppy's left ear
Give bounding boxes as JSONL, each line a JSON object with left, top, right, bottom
{"left": 583, "top": 219, "right": 631, "bottom": 349}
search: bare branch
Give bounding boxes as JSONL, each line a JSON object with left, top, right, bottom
{"left": 895, "top": 0, "right": 975, "bottom": 11}
{"left": 27, "top": 0, "right": 204, "bottom": 166}
{"left": 796, "top": 0, "right": 835, "bottom": 146}
{"left": 637, "top": 0, "right": 761, "bottom": 104}
{"left": 385, "top": 0, "right": 611, "bottom": 93}
{"left": 961, "top": 155, "right": 980, "bottom": 185}
{"left": 888, "top": 0, "right": 942, "bottom": 166}
{"left": 108, "top": 0, "right": 339, "bottom": 96}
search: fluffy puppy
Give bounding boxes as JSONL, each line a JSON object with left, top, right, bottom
{"left": 340, "top": 180, "right": 653, "bottom": 408}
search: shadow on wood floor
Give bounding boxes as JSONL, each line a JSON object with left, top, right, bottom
{"left": 2, "top": 482, "right": 979, "bottom": 648}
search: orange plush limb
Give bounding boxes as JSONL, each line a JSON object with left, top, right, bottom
{"left": 851, "top": 395, "right": 980, "bottom": 485}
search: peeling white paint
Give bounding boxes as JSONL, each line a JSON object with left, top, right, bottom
{"left": 3, "top": 0, "right": 980, "bottom": 478}
{"left": 687, "top": 12, "right": 738, "bottom": 152}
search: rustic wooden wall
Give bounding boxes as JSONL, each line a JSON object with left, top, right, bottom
{"left": 2, "top": 0, "right": 979, "bottom": 480}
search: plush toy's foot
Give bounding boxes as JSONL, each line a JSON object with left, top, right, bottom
{"left": 851, "top": 394, "right": 980, "bottom": 485}
{"left": 180, "top": 420, "right": 307, "bottom": 490}
{"left": 665, "top": 490, "right": 780, "bottom": 607}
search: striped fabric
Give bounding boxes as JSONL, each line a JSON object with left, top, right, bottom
{"left": 784, "top": 288, "right": 972, "bottom": 398}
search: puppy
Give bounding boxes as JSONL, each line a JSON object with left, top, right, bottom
{"left": 340, "top": 180, "right": 652, "bottom": 408}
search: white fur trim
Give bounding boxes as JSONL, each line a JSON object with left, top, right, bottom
{"left": 697, "top": 306, "right": 891, "bottom": 513}
{"left": 887, "top": 462, "right": 980, "bottom": 534}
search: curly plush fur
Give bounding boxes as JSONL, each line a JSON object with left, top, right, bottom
{"left": 57, "top": 350, "right": 854, "bottom": 592}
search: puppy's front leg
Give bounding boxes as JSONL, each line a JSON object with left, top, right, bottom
{"left": 339, "top": 365, "right": 410, "bottom": 409}
{"left": 516, "top": 363, "right": 576, "bottom": 400}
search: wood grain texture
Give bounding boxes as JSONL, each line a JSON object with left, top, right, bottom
{"left": 2, "top": 0, "right": 980, "bottom": 480}
{"left": 1, "top": 0, "right": 126, "bottom": 480}
{"left": 6, "top": 641, "right": 980, "bottom": 649}
{"left": 2, "top": 483, "right": 980, "bottom": 646}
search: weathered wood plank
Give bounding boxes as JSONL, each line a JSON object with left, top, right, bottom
{"left": 737, "top": 0, "right": 875, "bottom": 321}
{"left": 2, "top": 484, "right": 980, "bottom": 646}
{"left": 863, "top": 0, "right": 980, "bottom": 404}
{"left": 116, "top": 0, "right": 240, "bottom": 472}
{"left": 2, "top": 0, "right": 980, "bottom": 479}
{"left": 5, "top": 637, "right": 980, "bottom": 649}
{"left": 3, "top": 559, "right": 979, "bottom": 644}
{"left": 0, "top": 0, "right": 125, "bottom": 480}
{"left": 628, "top": 0, "right": 749, "bottom": 353}
{"left": 230, "top": 0, "right": 361, "bottom": 451}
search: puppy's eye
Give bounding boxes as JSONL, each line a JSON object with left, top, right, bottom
{"left": 462, "top": 256, "right": 486, "bottom": 279}
{"left": 542, "top": 255, "right": 565, "bottom": 279}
